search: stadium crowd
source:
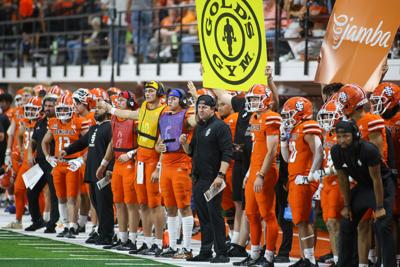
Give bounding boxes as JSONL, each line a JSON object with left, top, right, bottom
{"left": 0, "top": 63, "right": 398, "bottom": 267}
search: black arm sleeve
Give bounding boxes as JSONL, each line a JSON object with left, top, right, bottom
{"left": 331, "top": 144, "right": 344, "bottom": 170}
{"left": 361, "top": 142, "right": 381, "bottom": 167}
{"left": 188, "top": 128, "right": 197, "bottom": 158}
{"left": 231, "top": 96, "right": 245, "bottom": 113}
{"left": 218, "top": 123, "right": 233, "bottom": 163}
{"left": 64, "top": 131, "right": 89, "bottom": 155}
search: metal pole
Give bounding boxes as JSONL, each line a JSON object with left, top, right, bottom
{"left": 110, "top": 0, "right": 116, "bottom": 87}
{"left": 274, "top": 0, "right": 281, "bottom": 76}
{"left": 304, "top": 0, "right": 310, "bottom": 76}
{"left": 178, "top": 6, "right": 183, "bottom": 76}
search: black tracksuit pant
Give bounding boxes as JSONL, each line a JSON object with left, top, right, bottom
{"left": 193, "top": 178, "right": 227, "bottom": 256}
{"left": 88, "top": 182, "right": 114, "bottom": 238}
{"left": 338, "top": 178, "right": 396, "bottom": 267}
{"left": 26, "top": 159, "right": 59, "bottom": 227}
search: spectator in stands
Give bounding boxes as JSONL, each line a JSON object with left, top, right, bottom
{"left": 264, "top": 0, "right": 288, "bottom": 40}
{"left": 126, "top": 0, "right": 154, "bottom": 63}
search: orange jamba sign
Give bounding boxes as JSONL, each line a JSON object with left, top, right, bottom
{"left": 315, "top": 0, "right": 400, "bottom": 91}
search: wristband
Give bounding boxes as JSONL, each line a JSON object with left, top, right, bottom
{"left": 110, "top": 107, "right": 116, "bottom": 115}
{"left": 256, "top": 171, "right": 265, "bottom": 179}
{"left": 217, "top": 171, "right": 226, "bottom": 179}
{"left": 375, "top": 205, "right": 384, "bottom": 210}
{"left": 127, "top": 149, "right": 136, "bottom": 159}
{"left": 101, "top": 159, "right": 109, "bottom": 167}
{"left": 5, "top": 148, "right": 11, "bottom": 155}
{"left": 156, "top": 162, "right": 162, "bottom": 169}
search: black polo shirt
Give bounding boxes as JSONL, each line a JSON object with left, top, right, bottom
{"left": 32, "top": 117, "right": 55, "bottom": 160}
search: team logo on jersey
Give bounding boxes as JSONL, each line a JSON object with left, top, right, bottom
{"left": 205, "top": 128, "right": 211, "bottom": 136}
{"left": 384, "top": 86, "right": 394, "bottom": 96}
{"left": 295, "top": 101, "right": 304, "bottom": 111}
{"left": 198, "top": 0, "right": 264, "bottom": 86}
{"left": 250, "top": 124, "right": 261, "bottom": 131}
{"left": 338, "top": 92, "right": 348, "bottom": 104}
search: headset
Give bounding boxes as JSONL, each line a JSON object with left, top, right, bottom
{"left": 336, "top": 119, "right": 360, "bottom": 140}
{"left": 145, "top": 81, "right": 165, "bottom": 97}
{"left": 119, "top": 91, "right": 136, "bottom": 110}
{"left": 167, "top": 88, "right": 188, "bottom": 108}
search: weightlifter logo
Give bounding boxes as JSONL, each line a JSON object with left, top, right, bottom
{"left": 197, "top": 0, "right": 267, "bottom": 90}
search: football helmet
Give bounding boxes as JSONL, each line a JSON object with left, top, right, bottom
{"left": 55, "top": 95, "right": 74, "bottom": 120}
{"left": 336, "top": 84, "right": 368, "bottom": 116}
{"left": 245, "top": 84, "right": 273, "bottom": 112}
{"left": 72, "top": 88, "right": 91, "bottom": 106}
{"left": 24, "top": 96, "right": 42, "bottom": 120}
{"left": 33, "top": 84, "right": 47, "bottom": 97}
{"left": 110, "top": 95, "right": 119, "bottom": 108}
{"left": 281, "top": 97, "right": 313, "bottom": 130}
{"left": 317, "top": 98, "right": 343, "bottom": 132}
{"left": 44, "top": 85, "right": 62, "bottom": 102}
{"left": 16, "top": 87, "right": 33, "bottom": 106}
{"left": 370, "top": 82, "right": 400, "bottom": 115}
{"left": 107, "top": 87, "right": 121, "bottom": 97}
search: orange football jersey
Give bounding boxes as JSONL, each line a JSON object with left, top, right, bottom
{"left": 12, "top": 107, "right": 25, "bottom": 150}
{"left": 288, "top": 120, "right": 322, "bottom": 178}
{"left": 322, "top": 131, "right": 337, "bottom": 184}
{"left": 19, "top": 118, "right": 36, "bottom": 159}
{"left": 356, "top": 112, "right": 387, "bottom": 162}
{"left": 250, "top": 111, "right": 281, "bottom": 165}
{"left": 48, "top": 115, "right": 88, "bottom": 159}
{"left": 84, "top": 111, "right": 96, "bottom": 127}
{"left": 384, "top": 112, "right": 400, "bottom": 172}
{"left": 224, "top": 112, "right": 238, "bottom": 141}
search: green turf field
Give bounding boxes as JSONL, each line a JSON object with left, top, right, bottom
{"left": 0, "top": 230, "right": 174, "bottom": 267}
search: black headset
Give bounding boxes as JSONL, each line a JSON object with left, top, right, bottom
{"left": 350, "top": 120, "right": 361, "bottom": 140}
{"left": 119, "top": 91, "right": 136, "bottom": 110}
{"left": 167, "top": 88, "right": 188, "bottom": 108}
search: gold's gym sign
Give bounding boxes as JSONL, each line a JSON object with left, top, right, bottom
{"left": 196, "top": 0, "right": 267, "bottom": 91}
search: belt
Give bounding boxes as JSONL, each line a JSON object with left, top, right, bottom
{"left": 58, "top": 157, "right": 77, "bottom": 163}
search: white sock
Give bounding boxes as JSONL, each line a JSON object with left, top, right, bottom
{"left": 359, "top": 264, "right": 368, "bottom": 267}
{"left": 167, "top": 216, "right": 179, "bottom": 250}
{"left": 303, "top": 248, "right": 316, "bottom": 264}
{"left": 229, "top": 229, "right": 234, "bottom": 239}
{"left": 334, "top": 255, "right": 338, "bottom": 264}
{"left": 265, "top": 250, "right": 274, "bottom": 263}
{"left": 129, "top": 232, "right": 137, "bottom": 243}
{"left": 250, "top": 245, "right": 261, "bottom": 260}
{"left": 181, "top": 216, "right": 194, "bottom": 250}
{"left": 69, "top": 222, "right": 78, "bottom": 230}
{"left": 231, "top": 231, "right": 240, "bottom": 244}
{"left": 78, "top": 215, "right": 87, "bottom": 227}
{"left": 58, "top": 203, "right": 68, "bottom": 224}
{"left": 154, "top": 238, "right": 162, "bottom": 248}
{"left": 144, "top": 236, "right": 153, "bottom": 246}
{"left": 43, "top": 212, "right": 50, "bottom": 222}
{"left": 119, "top": 232, "right": 128, "bottom": 243}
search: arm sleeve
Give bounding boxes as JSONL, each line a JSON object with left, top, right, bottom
{"left": 331, "top": 145, "right": 344, "bottom": 170}
{"left": 0, "top": 121, "right": 4, "bottom": 134}
{"left": 64, "top": 131, "right": 89, "bottom": 155}
{"left": 218, "top": 123, "right": 233, "bottom": 163}
{"left": 188, "top": 127, "right": 197, "bottom": 158}
{"left": 231, "top": 96, "right": 245, "bottom": 113}
{"left": 362, "top": 142, "right": 381, "bottom": 166}
{"left": 31, "top": 121, "right": 39, "bottom": 142}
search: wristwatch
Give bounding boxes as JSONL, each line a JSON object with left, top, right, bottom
{"left": 217, "top": 172, "right": 226, "bottom": 179}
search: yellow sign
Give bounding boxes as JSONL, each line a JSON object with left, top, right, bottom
{"left": 196, "top": 0, "right": 267, "bottom": 91}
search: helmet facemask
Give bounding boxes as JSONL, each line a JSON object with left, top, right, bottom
{"left": 55, "top": 104, "right": 73, "bottom": 120}
{"left": 24, "top": 104, "right": 41, "bottom": 120}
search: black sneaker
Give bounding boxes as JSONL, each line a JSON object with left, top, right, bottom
{"left": 141, "top": 244, "right": 162, "bottom": 256}
{"left": 129, "top": 243, "right": 148, "bottom": 254}
{"left": 85, "top": 232, "right": 99, "bottom": 244}
{"left": 66, "top": 227, "right": 78, "bottom": 238}
{"left": 275, "top": 255, "right": 290, "bottom": 263}
{"left": 318, "top": 252, "right": 333, "bottom": 263}
{"left": 157, "top": 247, "right": 178, "bottom": 258}
{"left": 289, "top": 258, "right": 304, "bottom": 267}
{"left": 186, "top": 253, "right": 213, "bottom": 262}
{"left": 116, "top": 240, "right": 137, "bottom": 251}
{"left": 303, "top": 259, "right": 318, "bottom": 267}
{"left": 225, "top": 236, "right": 231, "bottom": 247}
{"left": 44, "top": 226, "right": 56, "bottom": 234}
{"left": 210, "top": 254, "right": 230, "bottom": 263}
{"left": 262, "top": 259, "right": 275, "bottom": 267}
{"left": 233, "top": 255, "right": 252, "bottom": 266}
{"left": 25, "top": 220, "right": 46, "bottom": 231}
{"left": 88, "top": 227, "right": 97, "bottom": 237}
{"left": 95, "top": 236, "right": 113, "bottom": 246}
{"left": 238, "top": 256, "right": 265, "bottom": 266}
{"left": 103, "top": 239, "right": 122, "bottom": 250}
{"left": 56, "top": 227, "right": 69, "bottom": 237}
{"left": 227, "top": 244, "right": 248, "bottom": 257}
{"left": 78, "top": 225, "right": 85, "bottom": 233}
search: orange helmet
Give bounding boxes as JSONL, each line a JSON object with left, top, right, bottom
{"left": 245, "top": 84, "right": 273, "bottom": 112}
{"left": 72, "top": 88, "right": 91, "bottom": 106}
{"left": 110, "top": 95, "right": 119, "bottom": 108}
{"left": 89, "top": 88, "right": 109, "bottom": 109}
{"left": 44, "top": 85, "right": 62, "bottom": 101}
{"left": 16, "top": 87, "right": 33, "bottom": 106}
{"left": 337, "top": 84, "right": 368, "bottom": 116}
{"left": 55, "top": 95, "right": 74, "bottom": 120}
{"left": 107, "top": 87, "right": 121, "bottom": 97}
{"left": 370, "top": 82, "right": 400, "bottom": 115}
{"left": 24, "top": 96, "right": 42, "bottom": 120}
{"left": 61, "top": 89, "right": 73, "bottom": 97}
{"left": 33, "top": 84, "right": 47, "bottom": 97}
{"left": 197, "top": 88, "right": 216, "bottom": 98}
{"left": 281, "top": 97, "right": 313, "bottom": 130}
{"left": 317, "top": 98, "right": 343, "bottom": 132}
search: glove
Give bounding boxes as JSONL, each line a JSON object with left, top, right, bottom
{"left": 308, "top": 170, "right": 324, "bottom": 182}
{"left": 67, "top": 157, "right": 84, "bottom": 172}
{"left": 46, "top": 156, "right": 58, "bottom": 168}
{"left": 279, "top": 124, "right": 290, "bottom": 142}
{"left": 323, "top": 165, "right": 336, "bottom": 176}
{"left": 294, "top": 175, "right": 309, "bottom": 185}
{"left": 313, "top": 183, "right": 323, "bottom": 201}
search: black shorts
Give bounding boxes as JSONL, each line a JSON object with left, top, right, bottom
{"left": 232, "top": 160, "right": 246, "bottom": 202}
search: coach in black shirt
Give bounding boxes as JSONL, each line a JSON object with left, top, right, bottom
{"left": 61, "top": 101, "right": 114, "bottom": 245}
{"left": 180, "top": 94, "right": 232, "bottom": 263}
{"left": 331, "top": 120, "right": 396, "bottom": 267}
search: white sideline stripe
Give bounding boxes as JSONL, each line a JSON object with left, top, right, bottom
{"left": 105, "top": 264, "right": 159, "bottom": 266}
{"left": 0, "top": 258, "right": 144, "bottom": 261}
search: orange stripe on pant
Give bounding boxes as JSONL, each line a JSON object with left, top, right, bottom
{"left": 15, "top": 162, "right": 29, "bottom": 221}
{"left": 52, "top": 163, "right": 80, "bottom": 199}
{"left": 160, "top": 163, "right": 192, "bottom": 209}
{"left": 245, "top": 166, "right": 279, "bottom": 251}
{"left": 112, "top": 160, "right": 138, "bottom": 204}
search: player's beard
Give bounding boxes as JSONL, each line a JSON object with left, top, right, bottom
{"left": 94, "top": 113, "right": 106, "bottom": 122}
